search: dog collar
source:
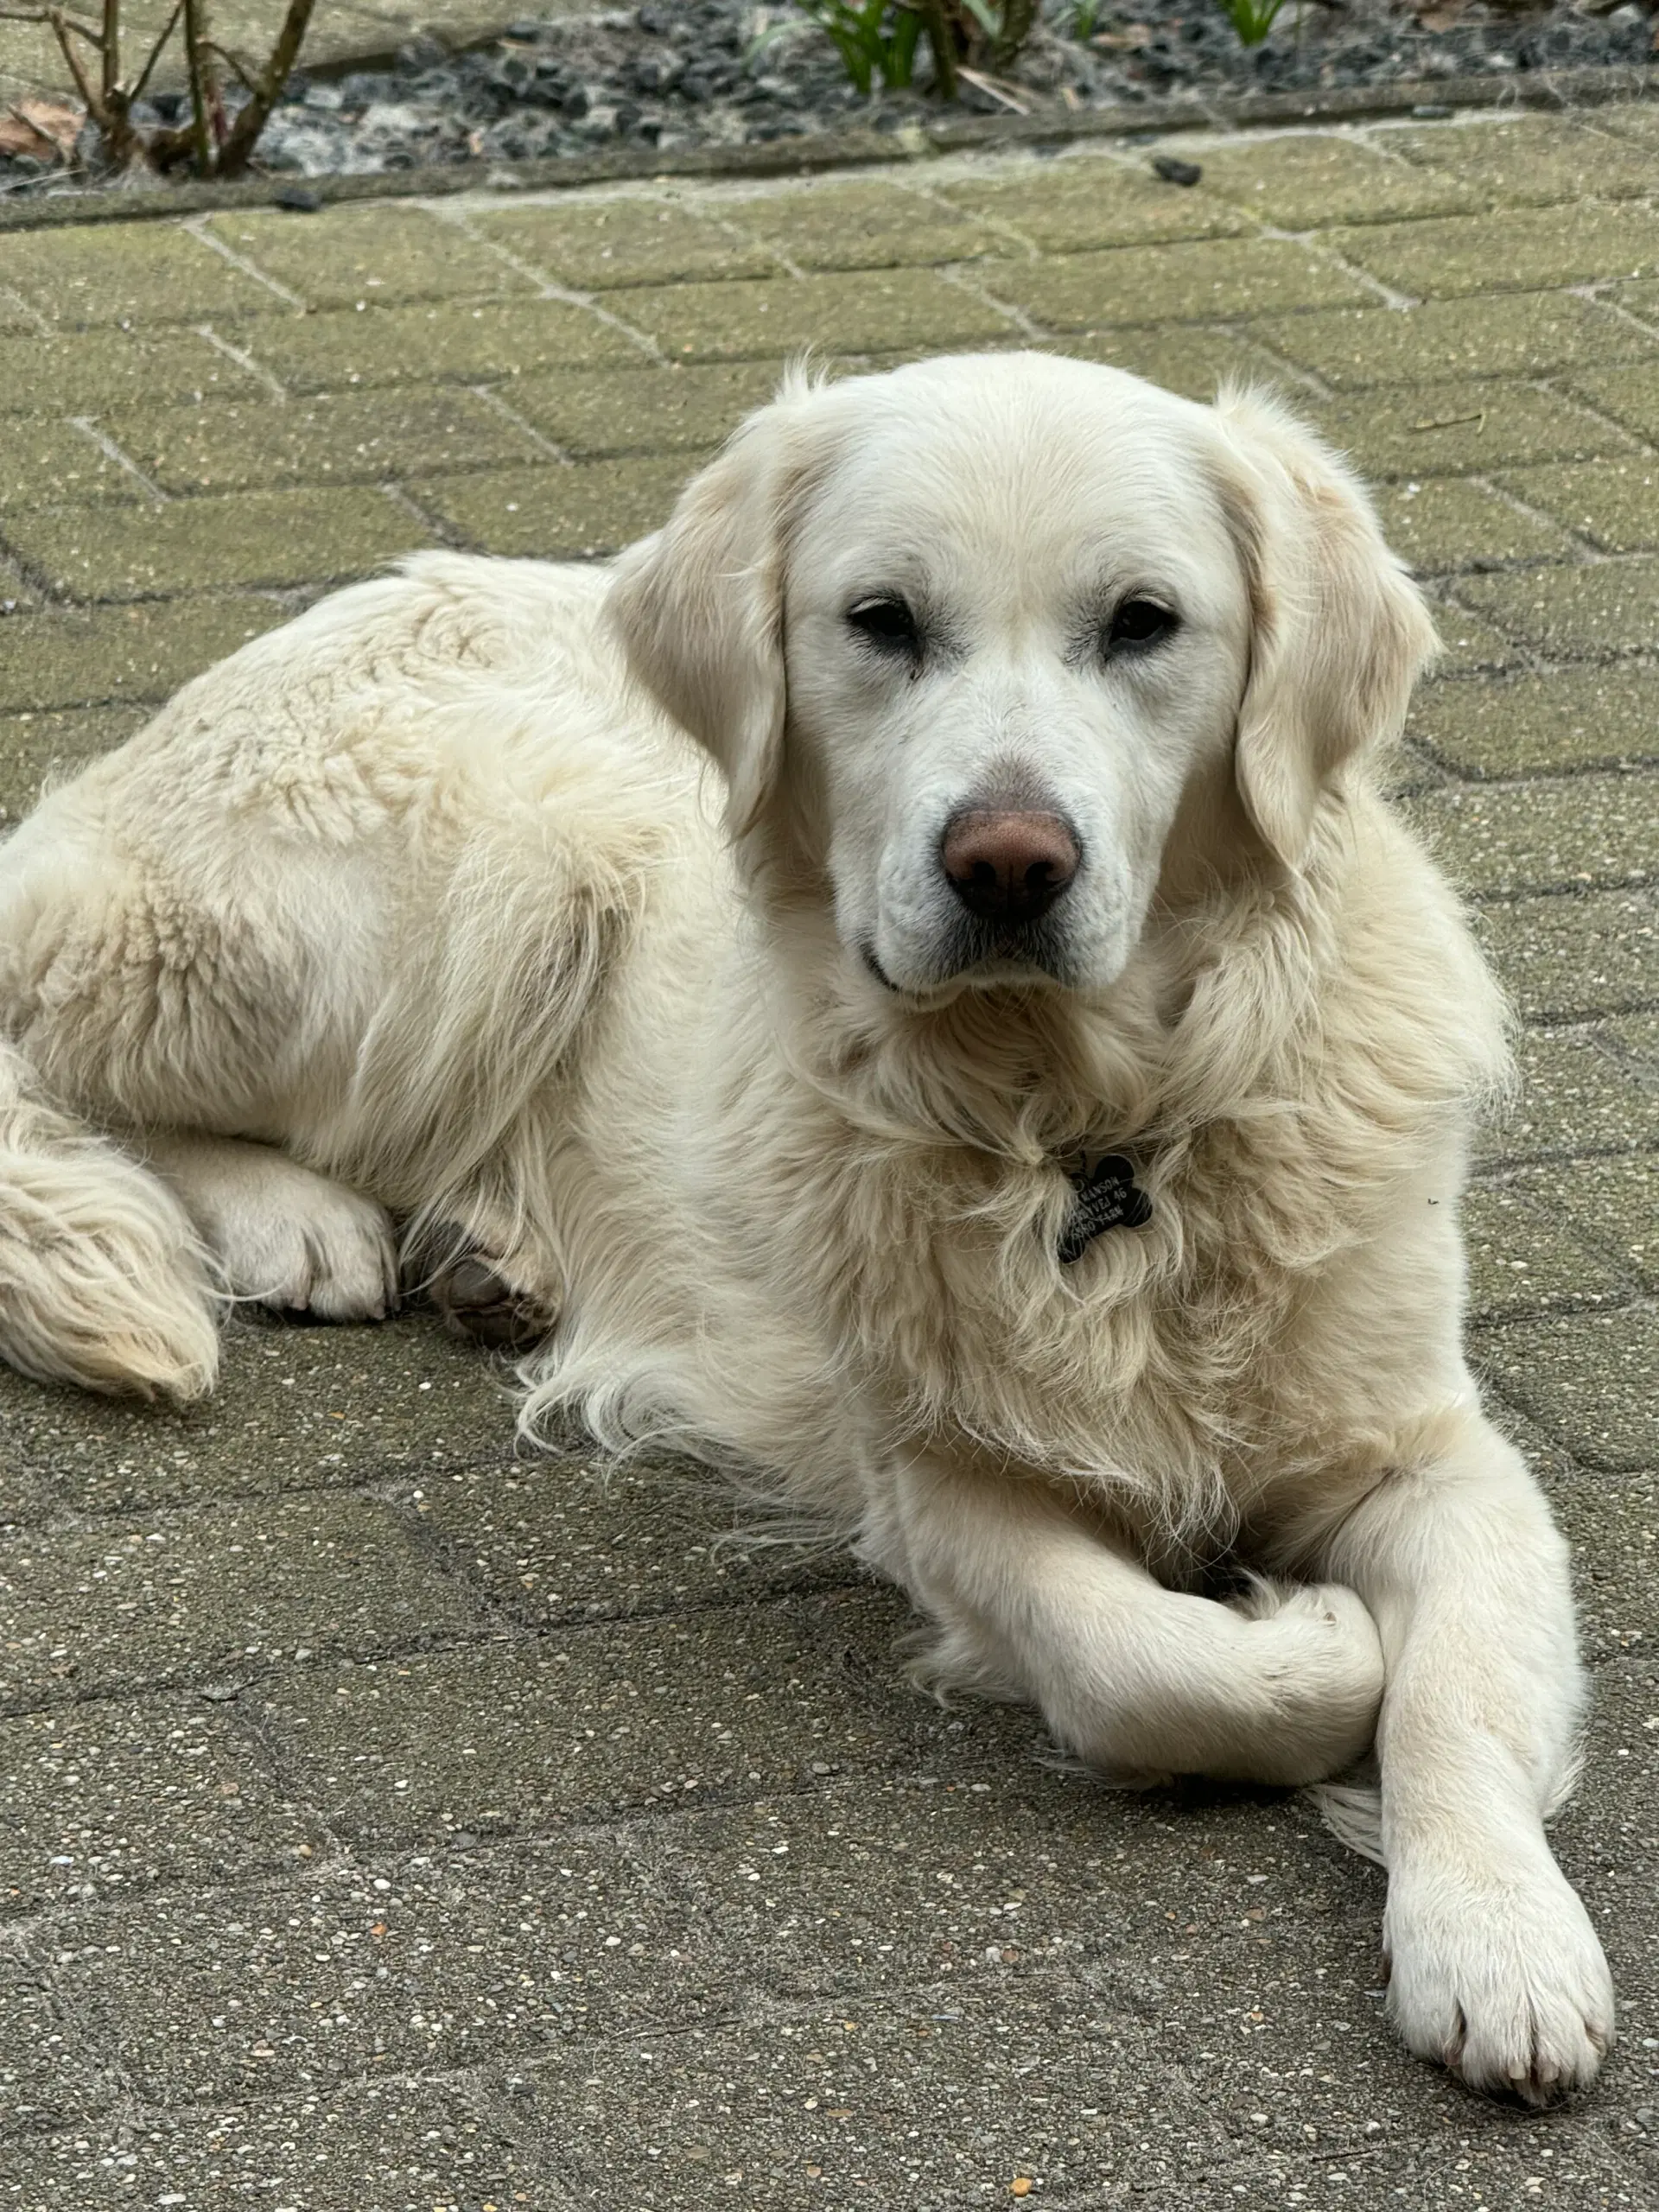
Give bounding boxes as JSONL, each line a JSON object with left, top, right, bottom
{"left": 1057, "top": 1153, "right": 1153, "bottom": 1265}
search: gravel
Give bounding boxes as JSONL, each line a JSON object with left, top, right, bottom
{"left": 2, "top": 0, "right": 1656, "bottom": 195}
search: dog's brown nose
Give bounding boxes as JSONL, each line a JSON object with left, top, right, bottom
{"left": 940, "top": 809, "right": 1080, "bottom": 925}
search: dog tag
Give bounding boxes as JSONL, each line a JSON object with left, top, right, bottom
{"left": 1058, "top": 1154, "right": 1152, "bottom": 1265}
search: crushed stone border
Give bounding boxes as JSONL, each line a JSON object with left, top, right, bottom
{"left": 0, "top": 58, "right": 1653, "bottom": 233}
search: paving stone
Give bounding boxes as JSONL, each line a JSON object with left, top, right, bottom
{"left": 1403, "top": 772, "right": 1659, "bottom": 896}
{"left": 0, "top": 596, "right": 284, "bottom": 714}
{"left": 1327, "top": 202, "right": 1659, "bottom": 302}
{"left": 522, "top": 1979, "right": 1232, "bottom": 2209}
{"left": 1610, "top": 1010, "right": 1659, "bottom": 1073}
{"left": 0, "top": 416, "right": 143, "bottom": 510}
{"left": 106, "top": 385, "right": 550, "bottom": 495}
{"left": 1381, "top": 113, "right": 1659, "bottom": 208}
{"left": 1566, "top": 358, "right": 1659, "bottom": 442}
{"left": 1477, "top": 1027, "right": 1659, "bottom": 1165}
{"left": 0, "top": 1493, "right": 484, "bottom": 1706}
{"left": 6, "top": 487, "right": 429, "bottom": 602}
{"left": 1501, "top": 458, "right": 1659, "bottom": 557}
{"left": 0, "top": 1941, "right": 108, "bottom": 2135}
{"left": 413, "top": 455, "right": 689, "bottom": 559}
{"left": 504, "top": 360, "right": 781, "bottom": 457}
{"left": 1254, "top": 293, "right": 1649, "bottom": 390}
{"left": 1459, "top": 559, "right": 1659, "bottom": 658}
{"left": 935, "top": 153, "right": 1254, "bottom": 252}
{"left": 471, "top": 195, "right": 779, "bottom": 290}
{"left": 1529, "top": 1152, "right": 1657, "bottom": 1294}
{"left": 0, "top": 2080, "right": 559, "bottom": 2210}
{"left": 0, "top": 1695, "right": 313, "bottom": 1916}
{"left": 0, "top": 555, "right": 35, "bottom": 612}
{"left": 202, "top": 204, "right": 534, "bottom": 312}
{"left": 240, "top": 297, "right": 642, "bottom": 393}
{"left": 1372, "top": 477, "right": 1569, "bottom": 576}
{"left": 0, "top": 704, "right": 146, "bottom": 825}
{"left": 0, "top": 327, "right": 262, "bottom": 417}
{"left": 1303, "top": 379, "right": 1639, "bottom": 484}
{"left": 8, "top": 1313, "right": 515, "bottom": 1516}
{"left": 1474, "top": 887, "right": 1657, "bottom": 1023}
{"left": 1482, "top": 1305, "right": 1659, "bottom": 1471}
{"left": 397, "top": 1456, "right": 853, "bottom": 1630}
{"left": 1185, "top": 131, "right": 1480, "bottom": 228}
{"left": 1410, "top": 664, "right": 1659, "bottom": 777}
{"left": 1539, "top": 1469, "right": 1659, "bottom": 1656}
{"left": 985, "top": 235, "right": 1370, "bottom": 333}
{"left": 618, "top": 269, "right": 1013, "bottom": 363}
{"left": 710, "top": 180, "right": 1006, "bottom": 273}
{"left": 1421, "top": 602, "right": 1522, "bottom": 677}
{"left": 1055, "top": 323, "right": 1291, "bottom": 402}
{"left": 1461, "top": 1182, "right": 1627, "bottom": 1323}
{"left": 0, "top": 226, "right": 284, "bottom": 327}
{"left": 255, "top": 1586, "right": 962, "bottom": 1845}
{"left": 54, "top": 1840, "right": 702, "bottom": 2100}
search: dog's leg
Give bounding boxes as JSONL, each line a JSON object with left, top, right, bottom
{"left": 144, "top": 1135, "right": 398, "bottom": 1322}
{"left": 869, "top": 1453, "right": 1384, "bottom": 1789}
{"left": 1318, "top": 1405, "right": 1612, "bottom": 2105}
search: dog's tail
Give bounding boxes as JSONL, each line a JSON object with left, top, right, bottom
{"left": 0, "top": 1037, "right": 219, "bottom": 1400}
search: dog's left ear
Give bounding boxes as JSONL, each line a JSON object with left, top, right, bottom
{"left": 608, "top": 394, "right": 819, "bottom": 840}
{"left": 1211, "top": 389, "right": 1438, "bottom": 870}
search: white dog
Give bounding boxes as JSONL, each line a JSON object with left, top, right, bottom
{"left": 0, "top": 353, "right": 1612, "bottom": 2102}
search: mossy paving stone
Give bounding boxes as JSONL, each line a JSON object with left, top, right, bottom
{"left": 1458, "top": 559, "right": 1659, "bottom": 658}
{"left": 1304, "top": 380, "right": 1640, "bottom": 485}
{"left": 1381, "top": 113, "right": 1659, "bottom": 209}
{"left": 416, "top": 454, "right": 690, "bottom": 559}
{"left": 1371, "top": 477, "right": 1570, "bottom": 577}
{"left": 0, "top": 702, "right": 146, "bottom": 822}
{"left": 1053, "top": 322, "right": 1294, "bottom": 403}
{"left": 1482, "top": 1304, "right": 1659, "bottom": 1471}
{"left": 104, "top": 385, "right": 550, "bottom": 496}
{"left": 1473, "top": 1027, "right": 1659, "bottom": 1165}
{"left": 505, "top": 359, "right": 783, "bottom": 458}
{"left": 0, "top": 222, "right": 283, "bottom": 327}
{"left": 1327, "top": 203, "right": 1659, "bottom": 303}
{"left": 1566, "top": 359, "right": 1659, "bottom": 446}
{"left": 0, "top": 594, "right": 283, "bottom": 713}
{"left": 1183, "top": 131, "right": 1480, "bottom": 230}
{"left": 1540, "top": 1471, "right": 1659, "bottom": 1653}
{"left": 1421, "top": 601, "right": 1522, "bottom": 677}
{"left": 0, "top": 414, "right": 143, "bottom": 509}
{"left": 1474, "top": 887, "right": 1658, "bottom": 1024}
{"left": 1254, "top": 292, "right": 1653, "bottom": 390}
{"left": 1610, "top": 1010, "right": 1659, "bottom": 1071}
{"left": 709, "top": 177, "right": 1006, "bottom": 273}
{"left": 202, "top": 202, "right": 535, "bottom": 312}
{"left": 1410, "top": 664, "right": 1659, "bottom": 777}
{"left": 985, "top": 233, "right": 1370, "bottom": 333}
{"left": 6, "top": 486, "right": 429, "bottom": 602}
{"left": 618, "top": 266, "right": 1013, "bottom": 362}
{"left": 934, "top": 152, "right": 1253, "bottom": 252}
{"left": 1499, "top": 458, "right": 1659, "bottom": 558}
{"left": 1402, "top": 772, "right": 1659, "bottom": 898}
{"left": 1517, "top": 1152, "right": 1658, "bottom": 1294}
{"left": 470, "top": 194, "right": 779, "bottom": 290}
{"left": 239, "top": 295, "right": 643, "bottom": 393}
{"left": 0, "top": 326, "right": 263, "bottom": 417}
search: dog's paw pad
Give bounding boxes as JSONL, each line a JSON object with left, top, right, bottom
{"left": 423, "top": 1240, "right": 557, "bottom": 1351}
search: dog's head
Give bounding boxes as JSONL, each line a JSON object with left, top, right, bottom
{"left": 610, "top": 353, "right": 1433, "bottom": 1001}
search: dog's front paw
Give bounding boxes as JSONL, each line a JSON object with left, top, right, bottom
{"left": 1229, "top": 1579, "right": 1385, "bottom": 1784}
{"left": 1385, "top": 1851, "right": 1613, "bottom": 2105}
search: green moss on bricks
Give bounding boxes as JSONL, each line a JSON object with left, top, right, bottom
{"left": 1463, "top": 1183, "right": 1625, "bottom": 1323}
{"left": 0, "top": 597, "right": 284, "bottom": 714}
{"left": 506, "top": 360, "right": 784, "bottom": 458}
{"left": 414, "top": 455, "right": 691, "bottom": 559}
{"left": 1305, "top": 382, "right": 1639, "bottom": 483}
{"left": 1483, "top": 1305, "right": 1659, "bottom": 1471}
{"left": 1373, "top": 479, "right": 1569, "bottom": 576}
{"left": 0, "top": 224, "right": 284, "bottom": 327}
{"left": 1326, "top": 204, "right": 1659, "bottom": 304}
{"left": 1191, "top": 133, "right": 1479, "bottom": 228}
{"left": 1255, "top": 294, "right": 1653, "bottom": 390}
{"left": 240, "top": 296, "right": 642, "bottom": 392}
{"left": 1459, "top": 561, "right": 1659, "bottom": 658}
{"left": 0, "top": 703, "right": 146, "bottom": 823}
{"left": 1498, "top": 460, "right": 1659, "bottom": 558}
{"left": 0, "top": 327, "right": 262, "bottom": 418}
{"left": 1475, "top": 1028, "right": 1659, "bottom": 1165}
{"left": 471, "top": 195, "right": 777, "bottom": 290}
{"left": 619, "top": 268, "right": 1012, "bottom": 362}
{"left": 1404, "top": 773, "right": 1659, "bottom": 899}
{"left": 936, "top": 154, "right": 1251, "bottom": 252}
{"left": 1381, "top": 115, "right": 1659, "bottom": 211}
{"left": 1475, "top": 888, "right": 1659, "bottom": 1024}
{"left": 713, "top": 179, "right": 1004, "bottom": 273}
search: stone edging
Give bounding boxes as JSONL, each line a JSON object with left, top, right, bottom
{"left": 0, "top": 59, "right": 1653, "bottom": 233}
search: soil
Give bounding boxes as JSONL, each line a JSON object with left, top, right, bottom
{"left": 1, "top": 0, "right": 1654, "bottom": 196}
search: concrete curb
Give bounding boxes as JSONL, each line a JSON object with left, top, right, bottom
{"left": 0, "top": 58, "right": 1654, "bottom": 234}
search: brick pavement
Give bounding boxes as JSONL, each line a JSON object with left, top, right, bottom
{"left": 0, "top": 108, "right": 1656, "bottom": 2208}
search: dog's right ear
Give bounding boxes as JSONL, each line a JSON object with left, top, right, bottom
{"left": 608, "top": 399, "right": 817, "bottom": 840}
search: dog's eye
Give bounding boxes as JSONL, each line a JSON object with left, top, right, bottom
{"left": 847, "top": 595, "right": 919, "bottom": 655}
{"left": 1104, "top": 598, "right": 1179, "bottom": 655}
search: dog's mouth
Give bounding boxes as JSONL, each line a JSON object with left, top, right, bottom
{"left": 861, "top": 917, "right": 1078, "bottom": 1000}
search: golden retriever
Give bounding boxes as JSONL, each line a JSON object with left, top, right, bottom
{"left": 0, "top": 353, "right": 1612, "bottom": 2102}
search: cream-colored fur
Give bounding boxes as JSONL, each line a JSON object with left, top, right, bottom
{"left": 0, "top": 353, "right": 1611, "bottom": 2103}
